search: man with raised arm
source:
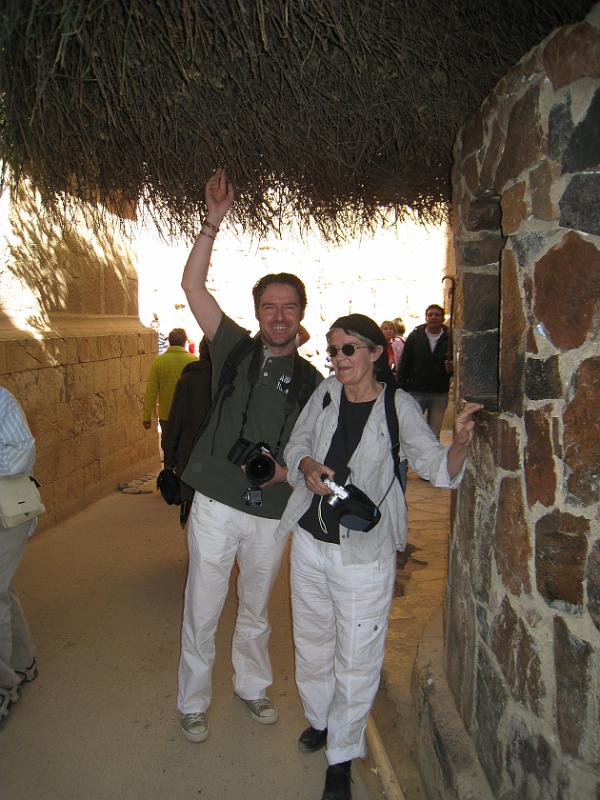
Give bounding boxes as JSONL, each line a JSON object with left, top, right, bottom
{"left": 177, "top": 168, "right": 321, "bottom": 743}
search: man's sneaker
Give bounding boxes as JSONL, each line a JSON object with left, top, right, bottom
{"left": 321, "top": 761, "right": 352, "bottom": 800}
{"left": 298, "top": 725, "right": 328, "bottom": 753}
{"left": 180, "top": 711, "right": 209, "bottom": 742}
{"left": 0, "top": 686, "right": 20, "bottom": 727}
{"left": 15, "top": 659, "right": 38, "bottom": 687}
{"left": 234, "top": 693, "right": 278, "bottom": 724}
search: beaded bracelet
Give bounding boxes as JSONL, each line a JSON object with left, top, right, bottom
{"left": 202, "top": 219, "right": 220, "bottom": 233}
{"left": 198, "top": 230, "right": 215, "bottom": 241}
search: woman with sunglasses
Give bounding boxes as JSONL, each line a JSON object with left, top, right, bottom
{"left": 275, "top": 313, "right": 481, "bottom": 800}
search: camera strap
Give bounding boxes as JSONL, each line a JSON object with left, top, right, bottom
{"left": 238, "top": 347, "right": 306, "bottom": 460}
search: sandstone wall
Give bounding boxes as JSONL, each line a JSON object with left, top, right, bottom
{"left": 0, "top": 186, "right": 159, "bottom": 528}
{"left": 445, "top": 6, "right": 600, "bottom": 799}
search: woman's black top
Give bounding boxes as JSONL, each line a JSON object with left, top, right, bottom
{"left": 298, "top": 389, "right": 375, "bottom": 544}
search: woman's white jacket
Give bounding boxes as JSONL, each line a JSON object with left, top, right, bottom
{"left": 275, "top": 375, "right": 463, "bottom": 565}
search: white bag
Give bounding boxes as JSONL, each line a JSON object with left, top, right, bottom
{"left": 0, "top": 473, "right": 46, "bottom": 528}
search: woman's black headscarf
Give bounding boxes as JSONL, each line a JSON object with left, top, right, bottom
{"left": 329, "top": 313, "right": 396, "bottom": 387}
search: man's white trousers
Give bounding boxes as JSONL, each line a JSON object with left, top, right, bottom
{"left": 177, "top": 492, "right": 288, "bottom": 714}
{"left": 291, "top": 526, "right": 396, "bottom": 765}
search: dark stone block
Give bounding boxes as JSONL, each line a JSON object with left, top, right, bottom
{"left": 475, "top": 645, "right": 508, "bottom": 794}
{"left": 510, "top": 233, "right": 547, "bottom": 268}
{"left": 476, "top": 602, "right": 490, "bottom": 645}
{"left": 548, "top": 95, "right": 573, "bottom": 163}
{"left": 464, "top": 189, "right": 501, "bottom": 232}
{"left": 564, "top": 357, "right": 600, "bottom": 505}
{"left": 588, "top": 540, "right": 600, "bottom": 634}
{"left": 506, "top": 716, "right": 568, "bottom": 800}
{"left": 460, "top": 236, "right": 504, "bottom": 267}
{"left": 480, "top": 414, "right": 520, "bottom": 472}
{"left": 543, "top": 22, "right": 600, "bottom": 90}
{"left": 534, "top": 231, "right": 600, "bottom": 351}
{"left": 462, "top": 272, "right": 499, "bottom": 331}
{"left": 494, "top": 477, "right": 532, "bottom": 596}
{"left": 463, "top": 153, "right": 480, "bottom": 196}
{"left": 500, "top": 250, "right": 525, "bottom": 416}
{"left": 462, "top": 331, "right": 499, "bottom": 399}
{"left": 525, "top": 357, "right": 562, "bottom": 400}
{"left": 491, "top": 597, "right": 544, "bottom": 713}
{"left": 554, "top": 616, "right": 592, "bottom": 757}
{"left": 472, "top": 492, "right": 495, "bottom": 604}
{"left": 479, "top": 120, "right": 504, "bottom": 189}
{"left": 559, "top": 174, "right": 600, "bottom": 237}
{"left": 524, "top": 407, "right": 556, "bottom": 508}
{"left": 563, "top": 89, "right": 600, "bottom": 172}
{"left": 536, "top": 510, "right": 588, "bottom": 608}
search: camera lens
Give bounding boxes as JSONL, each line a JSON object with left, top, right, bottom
{"left": 246, "top": 454, "right": 275, "bottom": 484}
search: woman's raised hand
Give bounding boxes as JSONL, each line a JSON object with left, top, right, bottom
{"left": 299, "top": 457, "right": 335, "bottom": 496}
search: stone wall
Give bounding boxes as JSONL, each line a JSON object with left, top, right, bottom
{"left": 0, "top": 186, "right": 159, "bottom": 528}
{"left": 443, "top": 6, "right": 600, "bottom": 799}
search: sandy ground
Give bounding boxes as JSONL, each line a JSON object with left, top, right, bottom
{"left": 0, "top": 484, "right": 380, "bottom": 800}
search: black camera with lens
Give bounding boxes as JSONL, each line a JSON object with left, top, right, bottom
{"left": 227, "top": 437, "right": 276, "bottom": 486}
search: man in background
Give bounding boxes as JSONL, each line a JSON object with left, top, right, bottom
{"left": 397, "top": 304, "right": 452, "bottom": 438}
{"left": 143, "top": 328, "right": 197, "bottom": 450}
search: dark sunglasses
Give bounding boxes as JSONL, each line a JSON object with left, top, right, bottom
{"left": 326, "top": 344, "right": 370, "bottom": 358}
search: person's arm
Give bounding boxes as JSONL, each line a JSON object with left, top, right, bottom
{"left": 181, "top": 168, "right": 235, "bottom": 340}
{"left": 142, "top": 360, "right": 160, "bottom": 427}
{"left": 396, "top": 332, "right": 413, "bottom": 389}
{"left": 0, "top": 391, "right": 35, "bottom": 476}
{"left": 446, "top": 402, "right": 482, "bottom": 477}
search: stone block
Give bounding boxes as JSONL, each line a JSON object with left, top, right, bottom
{"left": 505, "top": 716, "right": 569, "bottom": 800}
{"left": 491, "top": 597, "right": 544, "bottom": 713}
{"left": 64, "top": 362, "right": 95, "bottom": 401}
{"left": 479, "top": 120, "right": 504, "bottom": 190}
{"left": 459, "top": 235, "right": 504, "bottom": 267}
{"left": 486, "top": 416, "right": 520, "bottom": 472}
{"left": 463, "top": 153, "right": 480, "bottom": 195}
{"left": 501, "top": 182, "right": 527, "bottom": 235}
{"left": 587, "top": 540, "right": 600, "bottom": 634}
{"left": 92, "top": 360, "right": 109, "bottom": 393}
{"left": 559, "top": 173, "right": 600, "bottom": 236}
{"left": 464, "top": 189, "right": 501, "bottom": 233}
{"left": 525, "top": 356, "right": 562, "bottom": 400}
{"left": 475, "top": 645, "right": 508, "bottom": 794}
{"left": 530, "top": 160, "right": 561, "bottom": 221}
{"left": 554, "top": 616, "right": 592, "bottom": 758}
{"left": 536, "top": 510, "right": 588, "bottom": 608}
{"left": 82, "top": 460, "right": 101, "bottom": 490}
{"left": 496, "top": 84, "right": 544, "bottom": 190}
{"left": 562, "top": 88, "right": 600, "bottom": 173}
{"left": 548, "top": 94, "right": 573, "bottom": 163}
{"left": 461, "top": 331, "right": 499, "bottom": 401}
{"left": 494, "top": 477, "right": 532, "bottom": 596}
{"left": 98, "top": 336, "right": 121, "bottom": 360}
{"left": 77, "top": 336, "right": 101, "bottom": 363}
{"left": 543, "top": 22, "right": 600, "bottom": 90}
{"left": 499, "top": 250, "right": 526, "bottom": 416}
{"left": 119, "top": 334, "right": 138, "bottom": 358}
{"left": 510, "top": 232, "right": 548, "bottom": 268}
{"left": 534, "top": 231, "right": 600, "bottom": 350}
{"left": 524, "top": 407, "right": 556, "bottom": 508}
{"left": 445, "top": 553, "right": 477, "bottom": 725}
{"left": 462, "top": 109, "right": 484, "bottom": 156}
{"left": 564, "top": 357, "right": 600, "bottom": 505}
{"left": 461, "top": 272, "right": 499, "bottom": 331}
{"left": 107, "top": 359, "right": 122, "bottom": 391}
{"left": 104, "top": 265, "right": 126, "bottom": 315}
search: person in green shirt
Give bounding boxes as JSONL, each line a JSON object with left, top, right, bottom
{"left": 142, "top": 328, "right": 197, "bottom": 450}
{"left": 177, "top": 168, "right": 321, "bottom": 745}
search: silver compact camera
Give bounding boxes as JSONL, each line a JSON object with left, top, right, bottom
{"left": 322, "top": 477, "right": 349, "bottom": 507}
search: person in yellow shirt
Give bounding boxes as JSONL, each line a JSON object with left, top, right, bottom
{"left": 143, "top": 328, "right": 197, "bottom": 450}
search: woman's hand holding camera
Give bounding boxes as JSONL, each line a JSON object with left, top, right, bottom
{"left": 298, "top": 457, "right": 335, "bottom": 496}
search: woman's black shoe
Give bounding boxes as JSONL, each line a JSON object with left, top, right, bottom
{"left": 298, "top": 725, "right": 328, "bottom": 753}
{"left": 321, "top": 761, "right": 352, "bottom": 800}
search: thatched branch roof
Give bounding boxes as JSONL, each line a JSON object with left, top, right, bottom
{"left": 0, "top": 0, "right": 594, "bottom": 240}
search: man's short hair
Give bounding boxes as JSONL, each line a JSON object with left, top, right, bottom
{"left": 252, "top": 273, "right": 307, "bottom": 314}
{"left": 425, "top": 304, "right": 445, "bottom": 317}
{"left": 168, "top": 328, "right": 187, "bottom": 346}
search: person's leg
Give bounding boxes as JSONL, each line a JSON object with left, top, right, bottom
{"left": 231, "top": 513, "right": 288, "bottom": 703}
{"left": 0, "top": 524, "right": 31, "bottom": 691}
{"left": 177, "top": 494, "right": 240, "bottom": 715}
{"left": 325, "top": 552, "right": 397, "bottom": 765}
{"left": 427, "top": 393, "right": 449, "bottom": 439}
{"left": 290, "top": 528, "right": 336, "bottom": 733}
